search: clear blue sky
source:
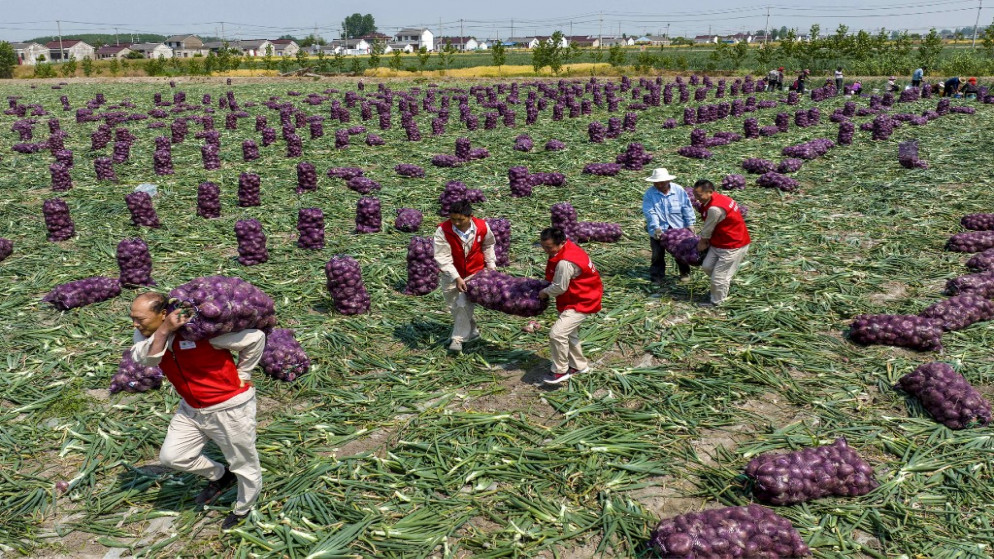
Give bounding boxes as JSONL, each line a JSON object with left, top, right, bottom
{"left": 1, "top": 0, "right": 986, "bottom": 42}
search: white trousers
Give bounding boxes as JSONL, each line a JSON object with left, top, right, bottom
{"left": 549, "top": 309, "right": 589, "bottom": 375}
{"left": 440, "top": 275, "right": 478, "bottom": 342}
{"left": 701, "top": 245, "right": 749, "bottom": 305}
{"left": 158, "top": 397, "right": 262, "bottom": 515}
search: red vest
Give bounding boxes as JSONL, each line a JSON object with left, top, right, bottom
{"left": 440, "top": 218, "right": 489, "bottom": 278}
{"left": 545, "top": 240, "right": 603, "bottom": 314}
{"left": 158, "top": 335, "right": 251, "bottom": 409}
{"left": 701, "top": 192, "right": 751, "bottom": 249}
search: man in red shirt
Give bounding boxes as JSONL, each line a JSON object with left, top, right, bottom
{"left": 433, "top": 200, "right": 497, "bottom": 352}
{"left": 538, "top": 227, "right": 603, "bottom": 384}
{"left": 692, "top": 179, "right": 751, "bottom": 306}
{"left": 129, "top": 292, "right": 266, "bottom": 530}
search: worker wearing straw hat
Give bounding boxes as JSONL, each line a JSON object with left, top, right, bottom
{"left": 641, "top": 167, "right": 696, "bottom": 284}
{"left": 128, "top": 292, "right": 265, "bottom": 530}
{"left": 433, "top": 200, "right": 497, "bottom": 353}
{"left": 538, "top": 226, "right": 603, "bottom": 385}
{"left": 691, "top": 179, "right": 751, "bottom": 307}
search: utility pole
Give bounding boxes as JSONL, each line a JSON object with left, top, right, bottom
{"left": 115, "top": 27, "right": 119, "bottom": 46}
{"left": 666, "top": 23, "right": 670, "bottom": 38}
{"left": 570, "top": 20, "right": 573, "bottom": 37}
{"left": 460, "top": 19, "right": 464, "bottom": 40}
{"left": 221, "top": 22, "right": 226, "bottom": 44}
{"left": 511, "top": 18, "right": 514, "bottom": 38}
{"left": 764, "top": 6, "right": 771, "bottom": 45}
{"left": 972, "top": 0, "right": 982, "bottom": 49}
{"left": 598, "top": 13, "right": 602, "bottom": 48}
{"left": 57, "top": 20, "right": 64, "bottom": 63}
{"left": 439, "top": 17, "right": 443, "bottom": 46}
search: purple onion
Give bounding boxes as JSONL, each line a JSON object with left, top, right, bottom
{"left": 898, "top": 362, "right": 991, "bottom": 429}
{"left": 286, "top": 133, "right": 302, "bottom": 157}
{"left": 43, "top": 276, "right": 121, "bottom": 310}
{"left": 234, "top": 219, "right": 269, "bottom": 266}
{"left": 961, "top": 214, "right": 994, "bottom": 232}
{"left": 355, "top": 197, "right": 381, "bottom": 233}
{"left": 395, "top": 208, "right": 424, "bottom": 232}
{"left": 296, "top": 162, "right": 317, "bottom": 194}
{"left": 508, "top": 166, "right": 533, "bottom": 198}
{"left": 110, "top": 350, "right": 164, "bottom": 393}
{"left": 465, "top": 270, "right": 550, "bottom": 317}
{"left": 545, "top": 139, "right": 566, "bottom": 151}
{"left": 43, "top": 198, "right": 75, "bottom": 241}
{"left": 742, "top": 158, "right": 776, "bottom": 174}
{"left": 238, "top": 172, "right": 261, "bottom": 207}
{"left": 849, "top": 314, "right": 943, "bottom": 351}
{"left": 242, "top": 140, "right": 259, "bottom": 161}
{"left": 169, "top": 276, "right": 277, "bottom": 340}
{"left": 297, "top": 208, "right": 325, "bottom": 249}
{"left": 919, "top": 293, "right": 994, "bottom": 331}
{"left": 49, "top": 163, "right": 72, "bottom": 191}
{"left": 486, "top": 217, "right": 511, "bottom": 267}
{"left": 94, "top": 157, "right": 116, "bottom": 181}
{"left": 404, "top": 236, "right": 439, "bottom": 295}
{"left": 676, "top": 146, "right": 713, "bottom": 159}
{"left": 116, "top": 238, "right": 155, "bottom": 286}
{"left": 438, "top": 181, "right": 486, "bottom": 216}
{"left": 197, "top": 182, "right": 220, "bottom": 218}
{"left": 395, "top": 164, "right": 426, "bottom": 178}
{"left": 124, "top": 192, "right": 160, "bottom": 228}
{"left": 260, "top": 329, "right": 311, "bottom": 382}
{"left": 200, "top": 144, "right": 221, "bottom": 170}
{"left": 347, "top": 176, "right": 381, "bottom": 194}
{"left": 615, "top": 143, "right": 653, "bottom": 171}
{"left": 324, "top": 256, "right": 371, "bottom": 315}
{"left": 650, "top": 504, "right": 808, "bottom": 558}
{"left": 0, "top": 238, "right": 12, "bottom": 262}
{"left": 946, "top": 231, "right": 994, "bottom": 253}
{"left": 945, "top": 271, "right": 994, "bottom": 298}
{"left": 721, "top": 174, "right": 746, "bottom": 190}
{"left": 746, "top": 437, "right": 878, "bottom": 505}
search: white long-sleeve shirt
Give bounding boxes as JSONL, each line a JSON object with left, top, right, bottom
{"left": 433, "top": 222, "right": 497, "bottom": 281}
{"left": 698, "top": 207, "right": 727, "bottom": 240}
{"left": 131, "top": 329, "right": 266, "bottom": 382}
{"left": 541, "top": 260, "right": 581, "bottom": 297}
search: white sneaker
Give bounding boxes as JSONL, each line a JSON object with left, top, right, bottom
{"left": 448, "top": 339, "right": 463, "bottom": 352}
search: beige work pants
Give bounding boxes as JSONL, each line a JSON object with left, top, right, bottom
{"left": 158, "top": 397, "right": 262, "bottom": 515}
{"left": 440, "top": 275, "right": 479, "bottom": 342}
{"left": 701, "top": 245, "right": 749, "bottom": 305}
{"left": 549, "top": 309, "right": 589, "bottom": 375}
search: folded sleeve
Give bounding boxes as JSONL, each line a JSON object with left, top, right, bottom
{"left": 482, "top": 227, "right": 497, "bottom": 270}
{"left": 209, "top": 329, "right": 267, "bottom": 381}
{"left": 130, "top": 330, "right": 168, "bottom": 367}
{"left": 433, "top": 227, "right": 460, "bottom": 281}
{"left": 541, "top": 260, "right": 580, "bottom": 297}
{"left": 699, "top": 207, "right": 727, "bottom": 239}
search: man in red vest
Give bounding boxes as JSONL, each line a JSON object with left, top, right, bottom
{"left": 128, "top": 292, "right": 266, "bottom": 530}
{"left": 692, "top": 179, "right": 751, "bottom": 306}
{"left": 433, "top": 200, "right": 497, "bottom": 352}
{"left": 538, "top": 227, "right": 603, "bottom": 384}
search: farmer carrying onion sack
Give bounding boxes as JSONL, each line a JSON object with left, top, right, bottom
{"left": 433, "top": 200, "right": 497, "bottom": 353}
{"left": 128, "top": 292, "right": 265, "bottom": 530}
{"left": 538, "top": 227, "right": 603, "bottom": 385}
{"left": 691, "top": 180, "right": 751, "bottom": 307}
{"left": 642, "top": 167, "right": 696, "bottom": 284}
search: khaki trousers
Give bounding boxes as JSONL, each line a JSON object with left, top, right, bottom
{"left": 159, "top": 396, "right": 262, "bottom": 515}
{"left": 701, "top": 245, "right": 749, "bottom": 305}
{"left": 549, "top": 309, "right": 589, "bottom": 375}
{"left": 440, "top": 275, "right": 479, "bottom": 342}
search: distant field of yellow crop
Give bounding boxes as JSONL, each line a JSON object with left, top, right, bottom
{"left": 365, "top": 63, "right": 615, "bottom": 78}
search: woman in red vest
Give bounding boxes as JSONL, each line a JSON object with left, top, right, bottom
{"left": 432, "top": 200, "right": 497, "bottom": 352}
{"left": 129, "top": 292, "right": 266, "bottom": 530}
{"left": 692, "top": 179, "right": 751, "bottom": 306}
{"left": 538, "top": 227, "right": 603, "bottom": 384}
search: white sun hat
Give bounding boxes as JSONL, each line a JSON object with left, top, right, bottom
{"left": 645, "top": 168, "right": 677, "bottom": 182}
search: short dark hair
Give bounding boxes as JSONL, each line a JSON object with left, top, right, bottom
{"left": 540, "top": 227, "right": 567, "bottom": 245}
{"left": 135, "top": 292, "right": 167, "bottom": 313}
{"left": 693, "top": 179, "right": 715, "bottom": 192}
{"left": 448, "top": 200, "right": 473, "bottom": 217}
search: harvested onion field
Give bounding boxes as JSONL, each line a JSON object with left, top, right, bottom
{"left": 1, "top": 76, "right": 993, "bottom": 559}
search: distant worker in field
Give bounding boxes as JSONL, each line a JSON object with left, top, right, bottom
{"left": 795, "top": 69, "right": 810, "bottom": 94}
{"left": 834, "top": 66, "right": 844, "bottom": 94}
{"left": 641, "top": 167, "right": 696, "bottom": 284}
{"left": 128, "top": 293, "right": 265, "bottom": 530}
{"left": 944, "top": 76, "right": 962, "bottom": 97}
{"left": 766, "top": 67, "right": 782, "bottom": 91}
{"left": 962, "top": 77, "right": 980, "bottom": 99}
{"left": 433, "top": 200, "right": 496, "bottom": 353}
{"left": 538, "top": 227, "right": 603, "bottom": 385}
{"left": 912, "top": 66, "right": 925, "bottom": 87}
{"left": 886, "top": 76, "right": 899, "bottom": 93}
{"left": 691, "top": 180, "right": 751, "bottom": 307}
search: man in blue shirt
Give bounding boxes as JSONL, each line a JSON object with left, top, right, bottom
{"left": 912, "top": 67, "right": 924, "bottom": 88}
{"left": 641, "top": 168, "right": 696, "bottom": 283}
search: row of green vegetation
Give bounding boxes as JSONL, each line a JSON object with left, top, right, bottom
{"left": 5, "top": 24, "right": 994, "bottom": 80}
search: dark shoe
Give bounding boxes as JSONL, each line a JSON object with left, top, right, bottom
{"left": 195, "top": 467, "right": 237, "bottom": 507}
{"left": 221, "top": 511, "right": 248, "bottom": 530}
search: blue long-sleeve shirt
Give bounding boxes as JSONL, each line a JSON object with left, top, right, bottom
{"left": 913, "top": 68, "right": 923, "bottom": 81}
{"left": 642, "top": 184, "right": 696, "bottom": 235}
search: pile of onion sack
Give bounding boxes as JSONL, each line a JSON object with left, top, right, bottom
{"left": 848, "top": 314, "right": 943, "bottom": 351}
{"left": 259, "top": 328, "right": 310, "bottom": 382}
{"left": 661, "top": 228, "right": 706, "bottom": 266}
{"left": 466, "top": 270, "right": 550, "bottom": 317}
{"left": 109, "top": 350, "right": 164, "bottom": 394}
{"left": 649, "top": 504, "right": 810, "bottom": 558}
{"left": 324, "top": 255, "right": 372, "bottom": 315}
{"left": 404, "top": 236, "right": 439, "bottom": 295}
{"left": 744, "top": 437, "right": 879, "bottom": 505}
{"left": 897, "top": 362, "right": 992, "bottom": 429}
{"left": 43, "top": 276, "right": 122, "bottom": 310}
{"left": 168, "top": 275, "right": 277, "bottom": 340}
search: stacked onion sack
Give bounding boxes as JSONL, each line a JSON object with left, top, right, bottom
{"left": 945, "top": 271, "right": 994, "bottom": 299}
{"left": 197, "top": 182, "right": 221, "bottom": 218}
{"left": 355, "top": 197, "right": 382, "bottom": 233}
{"left": 394, "top": 208, "right": 423, "bottom": 232}
{"left": 897, "top": 362, "right": 992, "bottom": 429}
{"left": 661, "top": 228, "right": 705, "bottom": 266}
{"left": 961, "top": 213, "right": 994, "bottom": 231}
{"left": 324, "top": 255, "right": 371, "bottom": 315}
{"left": 649, "top": 504, "right": 809, "bottom": 558}
{"left": 466, "top": 270, "right": 550, "bottom": 317}
{"left": 43, "top": 277, "right": 122, "bottom": 310}
{"left": 296, "top": 208, "right": 325, "bottom": 249}
{"left": 110, "top": 350, "right": 164, "bottom": 394}
{"left": 43, "top": 198, "right": 75, "bottom": 241}
{"left": 125, "top": 192, "right": 161, "bottom": 228}
{"left": 404, "top": 236, "right": 439, "bottom": 296}
{"left": 486, "top": 218, "right": 511, "bottom": 267}
{"left": 918, "top": 294, "right": 994, "bottom": 331}
{"left": 744, "top": 438, "right": 879, "bottom": 505}
{"left": 234, "top": 219, "right": 269, "bottom": 265}
{"left": 116, "top": 238, "right": 155, "bottom": 286}
{"left": 848, "top": 314, "right": 943, "bottom": 351}
{"left": 549, "top": 202, "right": 622, "bottom": 243}
{"left": 0, "top": 238, "right": 12, "bottom": 262}
{"left": 259, "top": 329, "right": 311, "bottom": 382}
{"left": 168, "top": 275, "right": 277, "bottom": 340}
{"left": 945, "top": 231, "right": 994, "bottom": 253}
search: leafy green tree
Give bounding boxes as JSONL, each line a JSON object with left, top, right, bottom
{"left": 204, "top": 51, "right": 217, "bottom": 75}
{"left": 416, "top": 46, "right": 430, "bottom": 73}
{"left": 545, "top": 31, "right": 568, "bottom": 74}
{"left": 187, "top": 56, "right": 203, "bottom": 76}
{"left": 531, "top": 40, "right": 550, "bottom": 72}
{"left": 893, "top": 31, "right": 913, "bottom": 58}
{"left": 918, "top": 28, "right": 944, "bottom": 69}
{"left": 108, "top": 57, "right": 120, "bottom": 76}
{"left": 342, "top": 13, "right": 376, "bottom": 39}
{"left": 81, "top": 56, "right": 94, "bottom": 76}
{"left": 756, "top": 41, "right": 775, "bottom": 67}
{"left": 983, "top": 19, "right": 994, "bottom": 56}
{"left": 607, "top": 43, "right": 627, "bottom": 67}
{"left": 590, "top": 48, "right": 604, "bottom": 63}
{"left": 278, "top": 55, "right": 292, "bottom": 74}
{"left": 333, "top": 50, "right": 345, "bottom": 73}
{"left": 217, "top": 45, "right": 232, "bottom": 71}
{"left": 295, "top": 47, "right": 308, "bottom": 69}
{"left": 316, "top": 50, "right": 329, "bottom": 72}
{"left": 368, "top": 40, "right": 385, "bottom": 70}
{"left": 388, "top": 49, "right": 403, "bottom": 71}
{"left": 851, "top": 30, "right": 873, "bottom": 62}
{"left": 60, "top": 56, "right": 77, "bottom": 77}
{"left": 438, "top": 41, "right": 457, "bottom": 71}
{"left": 778, "top": 29, "right": 797, "bottom": 57}
{"left": 348, "top": 56, "right": 363, "bottom": 76}
{"left": 873, "top": 28, "right": 890, "bottom": 57}
{"left": 832, "top": 24, "right": 851, "bottom": 55}
{"left": 263, "top": 45, "right": 275, "bottom": 71}
{"left": 0, "top": 41, "right": 17, "bottom": 78}
{"left": 634, "top": 50, "right": 656, "bottom": 72}
{"left": 34, "top": 62, "right": 56, "bottom": 78}
{"left": 490, "top": 40, "right": 506, "bottom": 71}
{"left": 730, "top": 40, "right": 749, "bottom": 69}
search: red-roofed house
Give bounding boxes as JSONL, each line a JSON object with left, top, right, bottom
{"left": 270, "top": 39, "right": 300, "bottom": 57}
{"left": 45, "top": 39, "right": 95, "bottom": 61}
{"left": 96, "top": 44, "right": 133, "bottom": 60}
